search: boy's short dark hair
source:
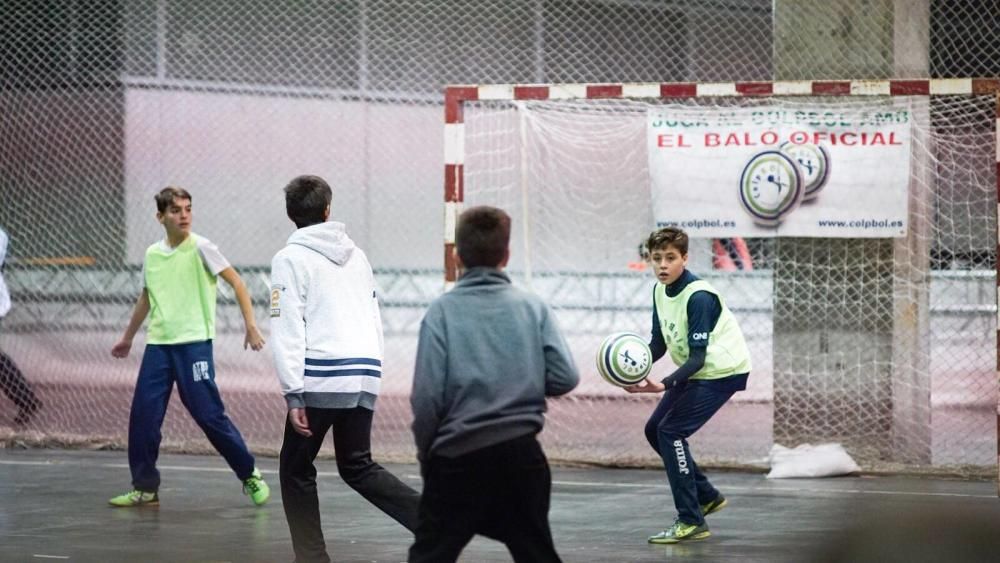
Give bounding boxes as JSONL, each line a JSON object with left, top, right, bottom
{"left": 456, "top": 206, "right": 511, "bottom": 268}
{"left": 646, "top": 227, "right": 689, "bottom": 255}
{"left": 155, "top": 186, "right": 192, "bottom": 213}
{"left": 284, "top": 175, "right": 333, "bottom": 228}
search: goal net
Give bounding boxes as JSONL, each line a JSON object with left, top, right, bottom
{"left": 447, "top": 81, "right": 998, "bottom": 473}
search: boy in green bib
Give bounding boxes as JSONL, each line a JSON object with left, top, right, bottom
{"left": 625, "top": 227, "right": 751, "bottom": 544}
{"left": 108, "top": 187, "right": 270, "bottom": 507}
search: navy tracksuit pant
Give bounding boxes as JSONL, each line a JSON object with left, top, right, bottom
{"left": 128, "top": 341, "right": 255, "bottom": 492}
{"left": 644, "top": 380, "right": 736, "bottom": 526}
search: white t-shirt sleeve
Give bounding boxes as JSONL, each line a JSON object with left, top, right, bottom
{"left": 196, "top": 237, "right": 232, "bottom": 276}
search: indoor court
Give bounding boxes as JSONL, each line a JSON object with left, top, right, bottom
{"left": 3, "top": 448, "right": 998, "bottom": 562}
{"left": 2, "top": 1, "right": 999, "bottom": 562}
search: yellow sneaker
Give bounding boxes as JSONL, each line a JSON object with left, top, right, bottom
{"left": 242, "top": 468, "right": 270, "bottom": 506}
{"left": 701, "top": 495, "right": 728, "bottom": 516}
{"left": 648, "top": 520, "right": 711, "bottom": 544}
{"left": 108, "top": 489, "right": 159, "bottom": 507}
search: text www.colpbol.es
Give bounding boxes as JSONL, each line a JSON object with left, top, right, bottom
{"left": 817, "top": 219, "right": 904, "bottom": 229}
{"left": 657, "top": 219, "right": 737, "bottom": 229}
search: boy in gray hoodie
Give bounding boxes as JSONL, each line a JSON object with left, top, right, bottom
{"left": 270, "top": 175, "right": 419, "bottom": 563}
{"left": 409, "top": 205, "right": 579, "bottom": 563}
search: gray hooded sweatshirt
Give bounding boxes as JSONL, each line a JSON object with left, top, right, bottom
{"left": 410, "top": 267, "right": 579, "bottom": 462}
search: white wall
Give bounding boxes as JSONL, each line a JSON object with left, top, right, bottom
{"left": 123, "top": 88, "right": 444, "bottom": 269}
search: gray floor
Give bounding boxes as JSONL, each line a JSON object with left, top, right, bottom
{"left": 1, "top": 448, "right": 998, "bottom": 563}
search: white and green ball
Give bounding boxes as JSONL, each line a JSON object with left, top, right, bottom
{"left": 779, "top": 141, "right": 830, "bottom": 201}
{"left": 738, "top": 150, "right": 804, "bottom": 227}
{"left": 596, "top": 332, "right": 652, "bottom": 387}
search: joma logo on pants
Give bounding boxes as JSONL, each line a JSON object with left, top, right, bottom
{"left": 673, "top": 439, "right": 690, "bottom": 475}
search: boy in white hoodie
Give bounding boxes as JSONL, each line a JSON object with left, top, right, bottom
{"left": 270, "top": 175, "right": 419, "bottom": 563}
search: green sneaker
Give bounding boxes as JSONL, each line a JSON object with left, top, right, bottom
{"left": 648, "top": 520, "right": 711, "bottom": 544}
{"left": 108, "top": 489, "right": 159, "bottom": 507}
{"left": 700, "top": 495, "right": 728, "bottom": 516}
{"left": 242, "top": 468, "right": 270, "bottom": 506}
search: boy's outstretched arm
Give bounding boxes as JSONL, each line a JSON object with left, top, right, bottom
{"left": 219, "top": 267, "right": 265, "bottom": 351}
{"left": 111, "top": 288, "right": 150, "bottom": 358}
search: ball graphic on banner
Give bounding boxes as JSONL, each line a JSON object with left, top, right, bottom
{"left": 596, "top": 332, "right": 652, "bottom": 387}
{"left": 738, "top": 150, "right": 804, "bottom": 227}
{"left": 779, "top": 141, "right": 830, "bottom": 201}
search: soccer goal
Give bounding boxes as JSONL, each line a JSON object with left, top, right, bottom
{"left": 444, "top": 79, "right": 999, "bottom": 476}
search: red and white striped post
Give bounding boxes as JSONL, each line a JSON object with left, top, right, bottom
{"left": 443, "top": 86, "right": 478, "bottom": 288}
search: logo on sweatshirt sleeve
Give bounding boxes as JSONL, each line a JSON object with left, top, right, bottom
{"left": 270, "top": 285, "right": 283, "bottom": 317}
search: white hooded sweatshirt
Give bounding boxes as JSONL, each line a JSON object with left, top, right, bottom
{"left": 269, "top": 221, "right": 383, "bottom": 410}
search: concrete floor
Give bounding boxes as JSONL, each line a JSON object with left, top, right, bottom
{"left": 1, "top": 448, "right": 998, "bottom": 563}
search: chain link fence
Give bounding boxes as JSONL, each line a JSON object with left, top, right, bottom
{"left": 1, "top": 0, "right": 997, "bottom": 475}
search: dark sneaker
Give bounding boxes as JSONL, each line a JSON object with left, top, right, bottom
{"left": 701, "top": 495, "right": 728, "bottom": 516}
{"left": 648, "top": 520, "right": 711, "bottom": 544}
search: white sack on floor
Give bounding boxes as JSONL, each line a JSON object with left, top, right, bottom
{"left": 766, "top": 443, "right": 861, "bottom": 479}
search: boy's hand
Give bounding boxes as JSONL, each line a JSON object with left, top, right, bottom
{"left": 624, "top": 378, "right": 665, "bottom": 394}
{"left": 110, "top": 339, "right": 132, "bottom": 358}
{"left": 244, "top": 325, "right": 265, "bottom": 351}
{"left": 288, "top": 407, "right": 312, "bottom": 437}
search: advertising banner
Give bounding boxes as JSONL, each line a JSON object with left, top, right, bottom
{"left": 647, "top": 102, "right": 912, "bottom": 237}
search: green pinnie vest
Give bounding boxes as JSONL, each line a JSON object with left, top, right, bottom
{"left": 653, "top": 279, "right": 751, "bottom": 380}
{"left": 144, "top": 234, "right": 218, "bottom": 345}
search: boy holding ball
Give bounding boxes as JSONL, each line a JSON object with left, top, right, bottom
{"left": 626, "top": 226, "right": 751, "bottom": 544}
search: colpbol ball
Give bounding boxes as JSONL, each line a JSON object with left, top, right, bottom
{"left": 779, "top": 141, "right": 830, "bottom": 201}
{"left": 596, "top": 332, "right": 652, "bottom": 387}
{"left": 738, "top": 150, "right": 804, "bottom": 227}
